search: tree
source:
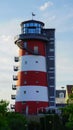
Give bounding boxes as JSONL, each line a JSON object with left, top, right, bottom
{"left": 67, "top": 87, "right": 73, "bottom": 104}
{"left": 7, "top": 112, "right": 27, "bottom": 130}
{"left": 0, "top": 100, "right": 10, "bottom": 130}
{"left": 66, "top": 114, "right": 73, "bottom": 130}
{"left": 0, "top": 100, "right": 9, "bottom": 116}
{"left": 61, "top": 104, "right": 73, "bottom": 130}
{"left": 0, "top": 115, "right": 10, "bottom": 130}
{"left": 67, "top": 93, "right": 73, "bottom": 104}
{"left": 0, "top": 100, "right": 27, "bottom": 130}
{"left": 28, "top": 120, "right": 40, "bottom": 130}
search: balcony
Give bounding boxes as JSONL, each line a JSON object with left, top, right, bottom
{"left": 10, "top": 104, "right": 15, "bottom": 109}
{"left": 13, "top": 75, "right": 18, "bottom": 80}
{"left": 13, "top": 66, "right": 19, "bottom": 71}
{"left": 11, "top": 95, "right": 16, "bottom": 99}
{"left": 12, "top": 85, "right": 16, "bottom": 90}
{"left": 14, "top": 33, "right": 49, "bottom": 44}
{"left": 14, "top": 57, "right": 19, "bottom": 62}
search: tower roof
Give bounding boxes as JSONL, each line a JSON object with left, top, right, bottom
{"left": 20, "top": 19, "right": 44, "bottom": 27}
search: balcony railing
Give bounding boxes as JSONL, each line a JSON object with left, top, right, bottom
{"left": 14, "top": 33, "right": 49, "bottom": 44}
{"left": 13, "top": 66, "right": 19, "bottom": 71}
{"left": 13, "top": 75, "right": 18, "bottom": 80}
{"left": 11, "top": 95, "right": 16, "bottom": 99}
{"left": 12, "top": 85, "right": 16, "bottom": 90}
{"left": 14, "top": 57, "right": 19, "bottom": 62}
{"left": 10, "top": 104, "right": 15, "bottom": 109}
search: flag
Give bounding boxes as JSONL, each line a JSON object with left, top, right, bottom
{"left": 32, "top": 12, "right": 35, "bottom": 16}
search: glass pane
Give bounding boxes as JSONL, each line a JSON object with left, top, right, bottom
{"left": 34, "top": 46, "right": 38, "bottom": 53}
{"left": 30, "top": 23, "right": 34, "bottom": 26}
{"left": 36, "top": 28, "right": 41, "bottom": 34}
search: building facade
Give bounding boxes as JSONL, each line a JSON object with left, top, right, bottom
{"left": 12, "top": 19, "right": 55, "bottom": 115}
{"left": 56, "top": 90, "right": 66, "bottom": 107}
{"left": 66, "top": 85, "right": 73, "bottom": 103}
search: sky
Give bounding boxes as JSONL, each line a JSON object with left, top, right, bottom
{"left": 0, "top": 0, "right": 73, "bottom": 103}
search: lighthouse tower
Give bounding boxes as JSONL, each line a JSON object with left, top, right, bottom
{"left": 12, "top": 19, "right": 55, "bottom": 115}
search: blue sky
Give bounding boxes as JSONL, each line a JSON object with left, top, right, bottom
{"left": 0, "top": 0, "right": 73, "bottom": 102}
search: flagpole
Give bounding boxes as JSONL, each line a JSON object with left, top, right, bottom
{"left": 32, "top": 13, "right": 33, "bottom": 20}
{"left": 32, "top": 12, "right": 35, "bottom": 20}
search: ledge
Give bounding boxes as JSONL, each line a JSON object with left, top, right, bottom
{"left": 14, "top": 33, "right": 49, "bottom": 43}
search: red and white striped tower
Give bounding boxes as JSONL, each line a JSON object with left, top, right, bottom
{"left": 13, "top": 19, "right": 55, "bottom": 114}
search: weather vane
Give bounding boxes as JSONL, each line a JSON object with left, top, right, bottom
{"left": 32, "top": 12, "right": 35, "bottom": 19}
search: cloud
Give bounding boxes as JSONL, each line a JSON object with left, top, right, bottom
{"left": 1, "top": 35, "right": 11, "bottom": 42}
{"left": 56, "top": 50, "right": 73, "bottom": 85}
{"left": 0, "top": 19, "right": 21, "bottom": 102}
{"left": 39, "top": 1, "right": 53, "bottom": 11}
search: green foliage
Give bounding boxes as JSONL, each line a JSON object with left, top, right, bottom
{"left": 66, "top": 114, "right": 73, "bottom": 129}
{"left": 61, "top": 104, "right": 73, "bottom": 129}
{"left": 7, "top": 112, "right": 27, "bottom": 130}
{"left": 28, "top": 120, "right": 40, "bottom": 130}
{"left": 1, "top": 99, "right": 73, "bottom": 130}
{"left": 0, "top": 100, "right": 27, "bottom": 130}
{"left": 0, "top": 100, "right": 9, "bottom": 116}
{"left": 0, "top": 115, "right": 10, "bottom": 130}
{"left": 69, "top": 93, "right": 73, "bottom": 99}
{"left": 67, "top": 91, "right": 73, "bottom": 104}
{"left": 40, "top": 114, "right": 63, "bottom": 130}
{"left": 62, "top": 104, "right": 73, "bottom": 116}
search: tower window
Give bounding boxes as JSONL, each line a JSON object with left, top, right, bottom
{"left": 49, "top": 38, "right": 54, "bottom": 41}
{"left": 22, "top": 101, "right": 26, "bottom": 104}
{"left": 36, "top": 101, "right": 39, "bottom": 103}
{"left": 49, "top": 49, "right": 54, "bottom": 52}
{"left": 49, "top": 58, "right": 54, "bottom": 60}
{"left": 49, "top": 77, "right": 54, "bottom": 79}
{"left": 24, "top": 81, "right": 27, "bottom": 84}
{"left": 36, "top": 81, "right": 39, "bottom": 84}
{"left": 48, "top": 71, "right": 54, "bottom": 73}
{"left": 25, "top": 61, "right": 27, "bottom": 64}
{"left": 24, "top": 71, "right": 27, "bottom": 74}
{"left": 36, "top": 61, "right": 38, "bottom": 63}
{"left": 36, "top": 90, "right": 39, "bottom": 93}
{"left": 23, "top": 22, "right": 41, "bottom": 34}
{"left": 50, "top": 42, "right": 54, "bottom": 44}
{"left": 23, "top": 42, "right": 27, "bottom": 48}
{"left": 49, "top": 67, "right": 54, "bottom": 70}
{"left": 49, "top": 85, "right": 54, "bottom": 87}
{"left": 24, "top": 91, "right": 26, "bottom": 94}
{"left": 34, "top": 46, "right": 38, "bottom": 54}
{"left": 35, "top": 71, "right": 39, "bottom": 73}
{"left": 25, "top": 52, "right": 28, "bottom": 55}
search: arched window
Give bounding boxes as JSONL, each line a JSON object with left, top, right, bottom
{"left": 59, "top": 92, "right": 64, "bottom": 98}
